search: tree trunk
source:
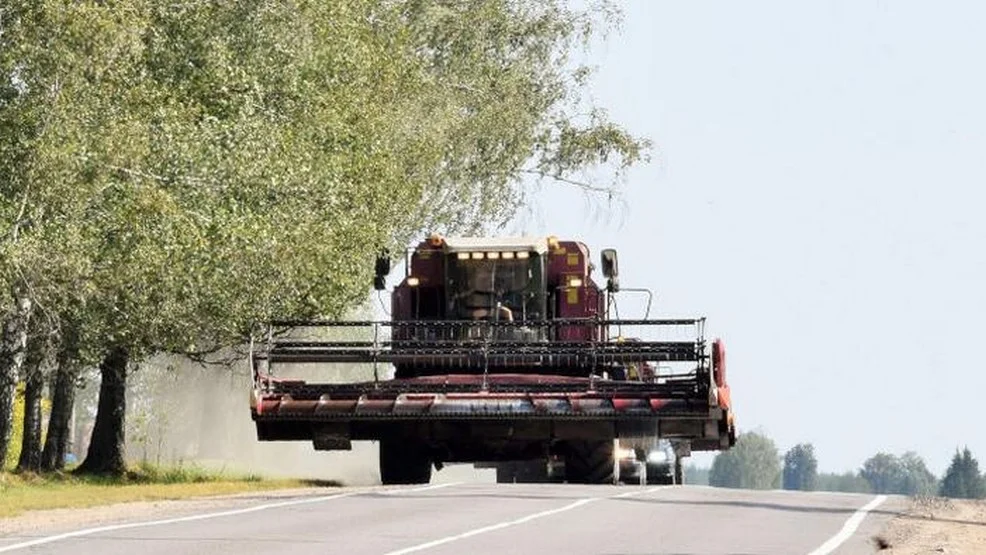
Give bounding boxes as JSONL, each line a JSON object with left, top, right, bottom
{"left": 0, "top": 291, "right": 32, "bottom": 467}
{"left": 15, "top": 334, "right": 48, "bottom": 472}
{"left": 41, "top": 331, "right": 80, "bottom": 472}
{"left": 75, "top": 347, "right": 128, "bottom": 476}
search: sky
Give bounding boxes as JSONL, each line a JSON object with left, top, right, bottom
{"left": 514, "top": 0, "right": 986, "bottom": 475}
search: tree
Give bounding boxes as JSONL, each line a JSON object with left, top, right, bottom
{"left": 15, "top": 326, "right": 51, "bottom": 472}
{"left": 685, "top": 465, "right": 710, "bottom": 486}
{"left": 40, "top": 326, "right": 80, "bottom": 471}
{"left": 782, "top": 443, "right": 818, "bottom": 491}
{"left": 710, "top": 431, "right": 781, "bottom": 490}
{"left": 860, "top": 451, "right": 937, "bottom": 495}
{"left": 0, "top": 293, "right": 31, "bottom": 466}
{"left": 710, "top": 450, "right": 742, "bottom": 488}
{"left": 1, "top": 1, "right": 648, "bottom": 475}
{"left": 860, "top": 453, "right": 905, "bottom": 494}
{"left": 899, "top": 451, "right": 937, "bottom": 496}
{"left": 939, "top": 448, "right": 986, "bottom": 499}
{"left": 816, "top": 471, "right": 872, "bottom": 494}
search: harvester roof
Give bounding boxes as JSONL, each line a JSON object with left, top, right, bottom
{"left": 441, "top": 236, "right": 549, "bottom": 254}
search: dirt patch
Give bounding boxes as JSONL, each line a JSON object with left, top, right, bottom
{"left": 875, "top": 496, "right": 986, "bottom": 554}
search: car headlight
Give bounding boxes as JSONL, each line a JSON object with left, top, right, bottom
{"left": 615, "top": 447, "right": 636, "bottom": 460}
{"left": 646, "top": 450, "right": 669, "bottom": 464}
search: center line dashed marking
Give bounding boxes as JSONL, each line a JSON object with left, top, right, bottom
{"left": 383, "top": 485, "right": 668, "bottom": 555}
{"left": 0, "top": 491, "right": 358, "bottom": 554}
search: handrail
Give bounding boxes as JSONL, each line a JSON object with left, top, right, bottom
{"left": 251, "top": 317, "right": 710, "bottom": 387}
{"left": 267, "top": 317, "right": 705, "bottom": 328}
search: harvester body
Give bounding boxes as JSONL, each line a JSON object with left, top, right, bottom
{"left": 250, "top": 235, "right": 735, "bottom": 484}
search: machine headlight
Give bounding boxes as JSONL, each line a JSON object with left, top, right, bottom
{"left": 646, "top": 450, "right": 669, "bottom": 464}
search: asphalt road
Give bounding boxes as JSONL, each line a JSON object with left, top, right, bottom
{"left": 0, "top": 483, "right": 902, "bottom": 555}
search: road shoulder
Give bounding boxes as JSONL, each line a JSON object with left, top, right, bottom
{"left": 877, "top": 497, "right": 986, "bottom": 554}
{"left": 0, "top": 486, "right": 349, "bottom": 539}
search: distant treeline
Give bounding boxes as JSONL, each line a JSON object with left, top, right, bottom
{"left": 692, "top": 431, "right": 985, "bottom": 499}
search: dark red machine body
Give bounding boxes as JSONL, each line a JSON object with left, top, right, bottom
{"left": 250, "top": 235, "right": 735, "bottom": 485}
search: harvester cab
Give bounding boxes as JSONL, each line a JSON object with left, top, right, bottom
{"left": 249, "top": 234, "right": 736, "bottom": 485}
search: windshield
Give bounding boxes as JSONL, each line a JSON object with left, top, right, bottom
{"left": 447, "top": 254, "right": 544, "bottom": 321}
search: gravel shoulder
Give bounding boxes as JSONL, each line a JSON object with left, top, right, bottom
{"left": 877, "top": 497, "right": 986, "bottom": 554}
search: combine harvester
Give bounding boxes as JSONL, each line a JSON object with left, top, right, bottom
{"left": 250, "top": 235, "right": 735, "bottom": 484}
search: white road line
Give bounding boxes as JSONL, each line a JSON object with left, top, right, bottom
{"left": 0, "top": 482, "right": 467, "bottom": 553}
{"left": 0, "top": 491, "right": 358, "bottom": 553}
{"left": 382, "top": 498, "right": 599, "bottom": 555}
{"left": 0, "top": 481, "right": 467, "bottom": 553}
{"left": 806, "top": 494, "right": 889, "bottom": 555}
{"left": 611, "top": 485, "right": 668, "bottom": 499}
{"left": 383, "top": 486, "right": 665, "bottom": 555}
{"left": 379, "top": 482, "right": 463, "bottom": 495}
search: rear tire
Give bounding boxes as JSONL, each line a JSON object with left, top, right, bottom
{"left": 496, "top": 462, "right": 516, "bottom": 484}
{"left": 515, "top": 460, "right": 549, "bottom": 483}
{"left": 379, "top": 439, "right": 432, "bottom": 485}
{"left": 564, "top": 440, "right": 615, "bottom": 484}
{"left": 496, "top": 460, "right": 549, "bottom": 483}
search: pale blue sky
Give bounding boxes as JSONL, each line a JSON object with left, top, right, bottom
{"left": 518, "top": 0, "right": 986, "bottom": 474}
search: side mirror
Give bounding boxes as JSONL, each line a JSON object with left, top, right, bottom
{"left": 373, "top": 276, "right": 387, "bottom": 291}
{"left": 601, "top": 249, "right": 618, "bottom": 279}
{"left": 374, "top": 250, "right": 391, "bottom": 291}
{"left": 601, "top": 249, "right": 619, "bottom": 292}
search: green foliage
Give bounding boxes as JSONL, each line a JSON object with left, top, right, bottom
{"left": 0, "top": 0, "right": 648, "bottom": 365}
{"left": 860, "top": 453, "right": 904, "bottom": 494}
{"left": 1, "top": 1, "right": 648, "bottom": 474}
{"left": 127, "top": 461, "right": 261, "bottom": 484}
{"left": 860, "top": 451, "right": 937, "bottom": 495}
{"left": 815, "top": 471, "right": 872, "bottom": 494}
{"left": 782, "top": 443, "right": 818, "bottom": 491}
{"left": 684, "top": 464, "right": 709, "bottom": 486}
{"left": 709, "top": 431, "right": 781, "bottom": 490}
{"left": 939, "top": 448, "right": 986, "bottom": 499}
{"left": 899, "top": 451, "right": 938, "bottom": 496}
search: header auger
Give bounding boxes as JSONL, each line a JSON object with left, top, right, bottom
{"left": 250, "top": 235, "right": 736, "bottom": 485}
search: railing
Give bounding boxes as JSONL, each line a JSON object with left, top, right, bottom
{"left": 251, "top": 318, "right": 708, "bottom": 387}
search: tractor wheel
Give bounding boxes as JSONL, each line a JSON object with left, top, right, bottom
{"left": 564, "top": 440, "right": 615, "bottom": 484}
{"left": 496, "top": 460, "right": 549, "bottom": 483}
{"left": 514, "top": 460, "right": 549, "bottom": 483}
{"left": 379, "top": 439, "right": 432, "bottom": 485}
{"left": 496, "top": 462, "right": 516, "bottom": 484}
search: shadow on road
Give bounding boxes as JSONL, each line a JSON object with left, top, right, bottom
{"left": 353, "top": 488, "right": 984, "bottom": 529}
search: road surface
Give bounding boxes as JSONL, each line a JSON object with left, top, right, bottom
{"left": 0, "top": 483, "right": 902, "bottom": 554}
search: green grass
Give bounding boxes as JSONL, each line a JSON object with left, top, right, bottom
{"left": 125, "top": 461, "right": 266, "bottom": 484}
{"left": 0, "top": 463, "right": 338, "bottom": 518}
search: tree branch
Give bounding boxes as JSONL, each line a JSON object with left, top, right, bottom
{"left": 519, "top": 168, "right": 614, "bottom": 194}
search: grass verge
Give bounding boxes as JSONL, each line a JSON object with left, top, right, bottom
{"left": 0, "top": 462, "right": 338, "bottom": 519}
